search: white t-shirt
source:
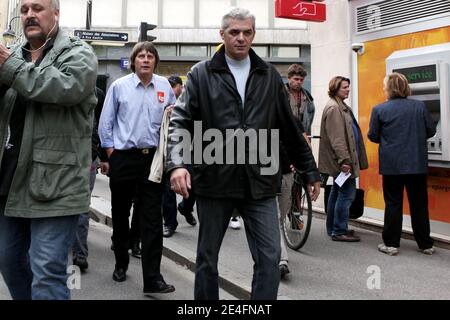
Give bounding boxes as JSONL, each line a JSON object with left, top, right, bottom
{"left": 225, "top": 54, "right": 251, "bottom": 107}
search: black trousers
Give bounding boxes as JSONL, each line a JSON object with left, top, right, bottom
{"left": 109, "top": 149, "right": 164, "bottom": 287}
{"left": 382, "top": 174, "right": 434, "bottom": 249}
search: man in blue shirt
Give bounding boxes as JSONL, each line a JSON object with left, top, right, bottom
{"left": 99, "top": 42, "right": 176, "bottom": 294}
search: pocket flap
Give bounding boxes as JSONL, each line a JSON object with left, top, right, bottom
{"left": 33, "top": 149, "right": 77, "bottom": 165}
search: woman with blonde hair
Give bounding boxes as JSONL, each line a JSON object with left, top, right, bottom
{"left": 368, "top": 72, "right": 436, "bottom": 256}
{"left": 319, "top": 76, "right": 368, "bottom": 242}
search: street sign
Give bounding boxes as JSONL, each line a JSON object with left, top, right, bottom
{"left": 74, "top": 30, "right": 129, "bottom": 42}
{"left": 120, "top": 58, "right": 129, "bottom": 70}
{"left": 275, "top": 0, "right": 326, "bottom": 22}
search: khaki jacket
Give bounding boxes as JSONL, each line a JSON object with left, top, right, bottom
{"left": 318, "top": 98, "right": 368, "bottom": 178}
{"left": 0, "top": 30, "right": 98, "bottom": 218}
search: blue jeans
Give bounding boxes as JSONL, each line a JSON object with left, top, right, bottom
{"left": 195, "top": 196, "right": 280, "bottom": 300}
{"left": 73, "top": 161, "right": 98, "bottom": 260}
{"left": 326, "top": 178, "right": 356, "bottom": 236}
{"left": 0, "top": 199, "right": 78, "bottom": 300}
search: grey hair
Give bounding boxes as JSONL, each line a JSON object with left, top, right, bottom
{"left": 221, "top": 7, "right": 256, "bottom": 30}
{"left": 21, "top": 0, "right": 59, "bottom": 10}
{"left": 51, "top": 0, "right": 60, "bottom": 10}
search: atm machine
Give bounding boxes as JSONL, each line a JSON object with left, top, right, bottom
{"left": 386, "top": 43, "right": 450, "bottom": 168}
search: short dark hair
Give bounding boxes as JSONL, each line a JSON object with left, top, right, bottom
{"left": 384, "top": 73, "right": 411, "bottom": 98}
{"left": 287, "top": 64, "right": 307, "bottom": 78}
{"left": 130, "top": 41, "right": 160, "bottom": 72}
{"left": 168, "top": 75, "right": 182, "bottom": 88}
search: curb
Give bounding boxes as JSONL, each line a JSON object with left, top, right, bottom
{"left": 90, "top": 195, "right": 449, "bottom": 300}
{"left": 89, "top": 196, "right": 252, "bottom": 300}
{"left": 313, "top": 211, "right": 450, "bottom": 250}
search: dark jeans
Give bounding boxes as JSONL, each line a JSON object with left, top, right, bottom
{"left": 382, "top": 174, "right": 434, "bottom": 249}
{"left": 108, "top": 149, "right": 164, "bottom": 287}
{"left": 195, "top": 196, "right": 280, "bottom": 300}
{"left": 0, "top": 198, "right": 78, "bottom": 300}
{"left": 73, "top": 160, "right": 98, "bottom": 260}
{"left": 162, "top": 173, "right": 178, "bottom": 230}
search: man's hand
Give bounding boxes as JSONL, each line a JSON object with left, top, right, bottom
{"left": 166, "top": 105, "right": 174, "bottom": 117}
{"left": 170, "top": 168, "right": 191, "bottom": 198}
{"left": 106, "top": 148, "right": 114, "bottom": 158}
{"left": 100, "top": 162, "right": 109, "bottom": 175}
{"left": 0, "top": 43, "right": 11, "bottom": 66}
{"left": 307, "top": 181, "right": 321, "bottom": 201}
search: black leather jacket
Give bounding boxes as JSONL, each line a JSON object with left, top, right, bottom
{"left": 166, "top": 47, "right": 319, "bottom": 199}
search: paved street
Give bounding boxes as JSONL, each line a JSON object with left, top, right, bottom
{"left": 0, "top": 220, "right": 236, "bottom": 300}
{"left": 1, "top": 173, "right": 450, "bottom": 300}
{"left": 91, "top": 175, "right": 450, "bottom": 300}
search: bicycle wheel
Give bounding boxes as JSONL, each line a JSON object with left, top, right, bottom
{"left": 281, "top": 180, "right": 313, "bottom": 250}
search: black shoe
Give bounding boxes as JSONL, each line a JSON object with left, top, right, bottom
{"left": 144, "top": 280, "right": 175, "bottom": 294}
{"left": 331, "top": 234, "right": 360, "bottom": 242}
{"left": 178, "top": 204, "right": 197, "bottom": 226}
{"left": 280, "top": 264, "right": 290, "bottom": 280}
{"left": 112, "top": 268, "right": 127, "bottom": 282}
{"left": 130, "top": 242, "right": 141, "bottom": 258}
{"left": 73, "top": 257, "right": 88, "bottom": 272}
{"left": 183, "top": 213, "right": 197, "bottom": 226}
{"left": 163, "top": 226, "right": 175, "bottom": 238}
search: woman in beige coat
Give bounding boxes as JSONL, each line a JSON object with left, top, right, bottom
{"left": 318, "top": 76, "right": 368, "bottom": 241}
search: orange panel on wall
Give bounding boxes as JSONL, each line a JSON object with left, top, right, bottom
{"left": 358, "top": 26, "right": 450, "bottom": 223}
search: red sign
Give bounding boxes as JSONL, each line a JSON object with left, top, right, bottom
{"left": 157, "top": 91, "right": 165, "bottom": 103}
{"left": 275, "top": 0, "right": 326, "bottom": 22}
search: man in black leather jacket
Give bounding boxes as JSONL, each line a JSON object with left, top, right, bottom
{"left": 166, "top": 8, "right": 320, "bottom": 300}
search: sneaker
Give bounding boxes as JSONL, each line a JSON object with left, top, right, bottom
{"left": 378, "top": 243, "right": 399, "bottom": 256}
{"left": 422, "top": 247, "right": 435, "bottom": 255}
{"left": 279, "top": 264, "right": 290, "bottom": 280}
{"left": 291, "top": 213, "right": 304, "bottom": 230}
{"left": 229, "top": 217, "right": 241, "bottom": 230}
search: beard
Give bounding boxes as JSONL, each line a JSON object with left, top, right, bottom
{"left": 25, "top": 30, "right": 47, "bottom": 43}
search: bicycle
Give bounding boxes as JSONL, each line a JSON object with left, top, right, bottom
{"left": 280, "top": 169, "right": 313, "bottom": 250}
{"left": 280, "top": 135, "right": 320, "bottom": 250}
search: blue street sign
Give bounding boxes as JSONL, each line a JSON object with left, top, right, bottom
{"left": 120, "top": 58, "right": 129, "bottom": 70}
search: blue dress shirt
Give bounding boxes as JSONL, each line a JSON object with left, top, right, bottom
{"left": 99, "top": 73, "right": 176, "bottom": 150}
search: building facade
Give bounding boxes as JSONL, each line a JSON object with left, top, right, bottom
{"left": 4, "top": 0, "right": 314, "bottom": 91}
{"left": 310, "top": 0, "right": 450, "bottom": 240}
{"left": 1, "top": 0, "right": 10, "bottom": 38}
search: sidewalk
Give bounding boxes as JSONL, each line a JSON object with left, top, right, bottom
{"left": 91, "top": 175, "right": 450, "bottom": 300}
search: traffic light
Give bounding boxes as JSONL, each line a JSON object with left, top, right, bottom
{"left": 139, "top": 22, "right": 157, "bottom": 42}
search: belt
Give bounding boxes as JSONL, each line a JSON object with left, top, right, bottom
{"left": 115, "top": 148, "right": 155, "bottom": 155}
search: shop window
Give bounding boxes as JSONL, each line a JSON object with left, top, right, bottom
{"left": 156, "top": 45, "right": 178, "bottom": 57}
{"left": 180, "top": 45, "right": 208, "bottom": 57}
{"left": 272, "top": 46, "right": 300, "bottom": 58}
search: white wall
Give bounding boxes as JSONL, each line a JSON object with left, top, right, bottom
{"left": 308, "top": 0, "right": 353, "bottom": 209}
{"left": 58, "top": 0, "right": 310, "bottom": 44}
{"left": 309, "top": 0, "right": 353, "bottom": 137}
{"left": 0, "top": 0, "right": 8, "bottom": 39}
